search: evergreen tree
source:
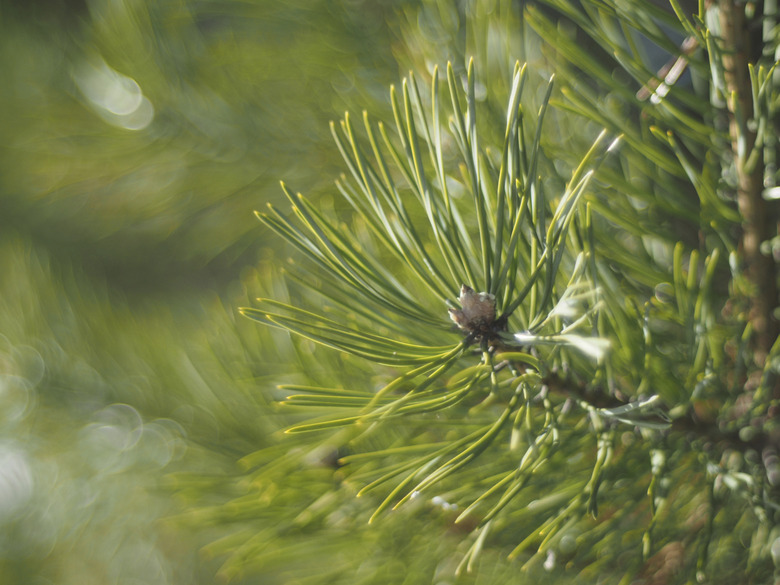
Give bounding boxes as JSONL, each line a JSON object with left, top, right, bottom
{"left": 1, "top": 1, "right": 778, "bottom": 584}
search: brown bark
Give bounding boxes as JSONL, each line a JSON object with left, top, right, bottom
{"left": 718, "top": 0, "right": 779, "bottom": 365}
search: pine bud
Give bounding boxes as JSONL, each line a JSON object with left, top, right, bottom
{"left": 448, "top": 285, "right": 496, "bottom": 332}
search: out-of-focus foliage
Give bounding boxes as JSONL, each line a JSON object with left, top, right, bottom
{"left": 0, "top": 0, "right": 403, "bottom": 289}
{"left": 0, "top": 0, "right": 409, "bottom": 583}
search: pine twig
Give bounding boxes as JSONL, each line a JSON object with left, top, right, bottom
{"left": 718, "top": 0, "right": 779, "bottom": 364}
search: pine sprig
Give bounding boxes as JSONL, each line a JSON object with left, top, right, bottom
{"left": 240, "top": 59, "right": 656, "bottom": 574}
{"left": 230, "top": 1, "right": 779, "bottom": 581}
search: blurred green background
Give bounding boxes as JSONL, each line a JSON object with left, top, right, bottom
{"left": 0, "top": 1, "right": 414, "bottom": 583}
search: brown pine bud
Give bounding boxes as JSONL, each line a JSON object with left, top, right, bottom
{"left": 448, "top": 285, "right": 496, "bottom": 333}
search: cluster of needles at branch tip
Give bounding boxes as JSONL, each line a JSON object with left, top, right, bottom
{"left": 448, "top": 284, "right": 507, "bottom": 346}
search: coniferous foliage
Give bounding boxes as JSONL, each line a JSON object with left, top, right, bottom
{"left": 234, "top": 1, "right": 780, "bottom": 583}
{"left": 3, "top": 0, "right": 777, "bottom": 583}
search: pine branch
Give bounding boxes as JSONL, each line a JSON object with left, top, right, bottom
{"left": 718, "top": 0, "right": 779, "bottom": 364}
